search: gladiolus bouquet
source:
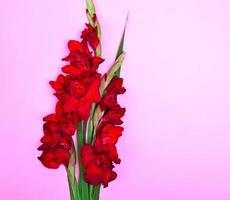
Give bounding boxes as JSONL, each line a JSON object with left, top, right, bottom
{"left": 38, "top": 0, "right": 127, "bottom": 199}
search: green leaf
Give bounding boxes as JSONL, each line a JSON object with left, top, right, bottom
{"left": 115, "top": 14, "right": 128, "bottom": 77}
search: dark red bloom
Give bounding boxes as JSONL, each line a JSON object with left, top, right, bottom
{"left": 100, "top": 93, "right": 118, "bottom": 111}
{"left": 40, "top": 122, "right": 72, "bottom": 148}
{"left": 62, "top": 42, "right": 91, "bottom": 66}
{"left": 81, "top": 24, "right": 99, "bottom": 52}
{"left": 49, "top": 74, "right": 69, "bottom": 99}
{"left": 94, "top": 124, "right": 123, "bottom": 164}
{"left": 38, "top": 118, "right": 73, "bottom": 169}
{"left": 102, "top": 105, "right": 126, "bottom": 125}
{"left": 49, "top": 35, "right": 104, "bottom": 120}
{"left": 62, "top": 41, "right": 103, "bottom": 71}
{"left": 63, "top": 73, "right": 101, "bottom": 120}
{"left": 58, "top": 36, "right": 103, "bottom": 120}
{"left": 81, "top": 144, "right": 117, "bottom": 187}
{"left": 106, "top": 77, "right": 126, "bottom": 95}
{"left": 95, "top": 124, "right": 123, "bottom": 147}
{"left": 38, "top": 103, "right": 75, "bottom": 169}
{"left": 81, "top": 76, "right": 126, "bottom": 186}
{"left": 38, "top": 22, "right": 104, "bottom": 170}
{"left": 81, "top": 123, "right": 124, "bottom": 186}
{"left": 43, "top": 102, "right": 80, "bottom": 136}
{"left": 100, "top": 77, "right": 126, "bottom": 111}
{"left": 38, "top": 15, "right": 126, "bottom": 191}
{"left": 38, "top": 148, "right": 70, "bottom": 169}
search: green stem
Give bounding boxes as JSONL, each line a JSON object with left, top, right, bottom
{"left": 66, "top": 142, "right": 80, "bottom": 200}
{"left": 88, "top": 104, "right": 96, "bottom": 144}
{"left": 77, "top": 121, "right": 90, "bottom": 200}
{"left": 93, "top": 185, "right": 101, "bottom": 200}
{"left": 85, "top": 2, "right": 103, "bottom": 199}
{"left": 83, "top": 121, "right": 87, "bottom": 144}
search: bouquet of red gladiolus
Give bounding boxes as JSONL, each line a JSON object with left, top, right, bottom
{"left": 38, "top": 0, "right": 127, "bottom": 199}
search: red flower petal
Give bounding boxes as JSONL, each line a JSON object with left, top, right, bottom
{"left": 92, "top": 57, "right": 104, "bottom": 70}
{"left": 38, "top": 148, "right": 69, "bottom": 169}
{"left": 43, "top": 114, "right": 58, "bottom": 122}
{"left": 70, "top": 80, "right": 87, "bottom": 97}
{"left": 81, "top": 144, "right": 95, "bottom": 168}
{"left": 81, "top": 24, "right": 99, "bottom": 51}
{"left": 64, "top": 97, "right": 79, "bottom": 113}
{"left": 84, "top": 162, "right": 117, "bottom": 187}
{"left": 95, "top": 124, "right": 123, "bottom": 147}
{"left": 49, "top": 74, "right": 68, "bottom": 94}
{"left": 81, "top": 144, "right": 117, "bottom": 187}
{"left": 62, "top": 65, "right": 84, "bottom": 76}
{"left": 84, "top": 74, "right": 101, "bottom": 103}
{"left": 106, "top": 77, "right": 126, "bottom": 95}
{"left": 102, "top": 105, "right": 126, "bottom": 125}
{"left": 68, "top": 40, "right": 83, "bottom": 52}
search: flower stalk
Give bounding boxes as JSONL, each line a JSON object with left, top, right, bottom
{"left": 38, "top": 0, "right": 127, "bottom": 199}
{"left": 66, "top": 141, "right": 80, "bottom": 200}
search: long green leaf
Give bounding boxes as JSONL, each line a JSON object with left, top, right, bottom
{"left": 115, "top": 14, "right": 128, "bottom": 77}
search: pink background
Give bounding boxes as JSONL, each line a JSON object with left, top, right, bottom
{"left": 1, "top": 0, "right": 230, "bottom": 199}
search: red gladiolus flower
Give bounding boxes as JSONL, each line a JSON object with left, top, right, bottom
{"left": 81, "top": 76, "right": 126, "bottom": 187}
{"left": 81, "top": 74, "right": 125, "bottom": 187}
{"left": 38, "top": 148, "right": 70, "bottom": 169}
{"left": 38, "top": 4, "right": 127, "bottom": 198}
{"left": 38, "top": 119, "right": 73, "bottom": 169}
{"left": 94, "top": 124, "right": 123, "bottom": 164}
{"left": 81, "top": 144, "right": 117, "bottom": 187}
{"left": 38, "top": 22, "right": 103, "bottom": 169}
{"left": 43, "top": 103, "right": 80, "bottom": 136}
{"left": 102, "top": 105, "right": 126, "bottom": 125}
{"left": 63, "top": 73, "right": 101, "bottom": 120}
{"left": 40, "top": 122, "right": 72, "bottom": 148}
{"left": 106, "top": 77, "right": 126, "bottom": 95}
{"left": 100, "top": 77, "right": 126, "bottom": 111}
{"left": 81, "top": 24, "right": 99, "bottom": 51}
{"left": 81, "top": 127, "right": 122, "bottom": 187}
{"left": 95, "top": 124, "right": 123, "bottom": 147}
